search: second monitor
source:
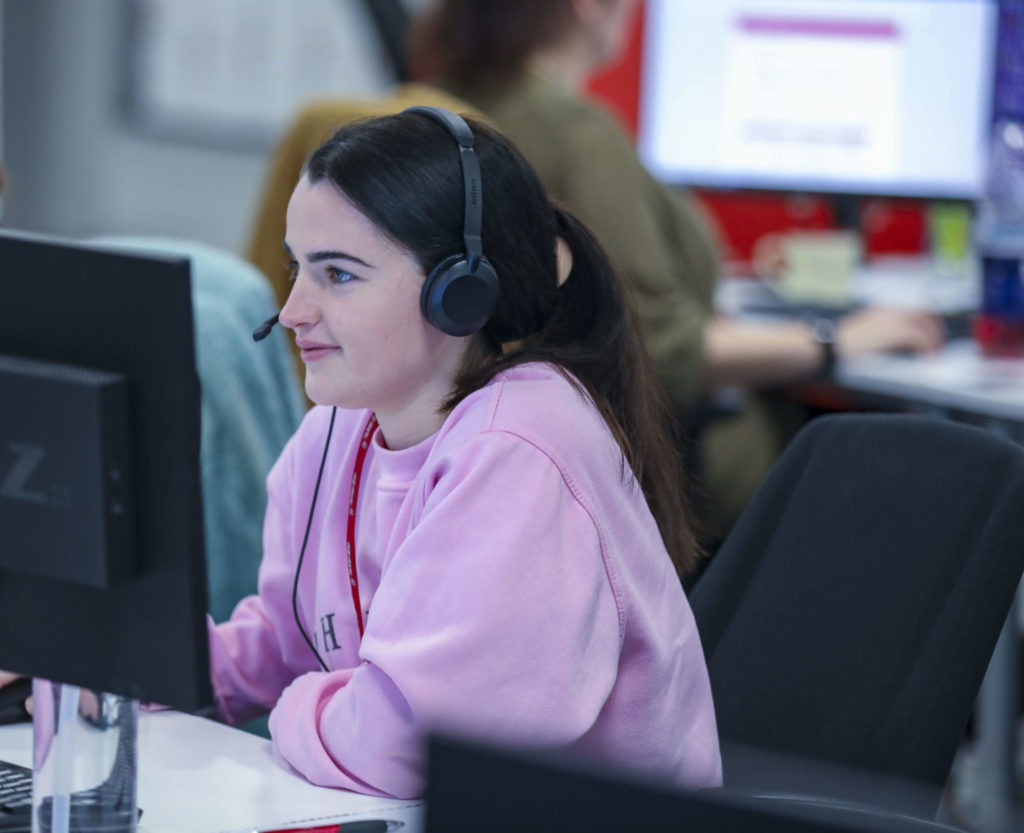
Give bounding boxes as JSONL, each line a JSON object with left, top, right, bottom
{"left": 638, "top": 0, "right": 999, "bottom": 201}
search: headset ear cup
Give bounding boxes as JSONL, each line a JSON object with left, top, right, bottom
{"left": 421, "top": 255, "right": 499, "bottom": 337}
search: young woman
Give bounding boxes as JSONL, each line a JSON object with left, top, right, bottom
{"left": 209, "top": 108, "right": 721, "bottom": 798}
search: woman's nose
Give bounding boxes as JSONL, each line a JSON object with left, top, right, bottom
{"left": 278, "top": 273, "right": 317, "bottom": 331}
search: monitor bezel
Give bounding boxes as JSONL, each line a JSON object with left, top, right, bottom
{"left": 636, "top": 0, "right": 1000, "bottom": 203}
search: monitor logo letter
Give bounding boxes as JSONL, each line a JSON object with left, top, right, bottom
{"left": 1, "top": 443, "right": 48, "bottom": 504}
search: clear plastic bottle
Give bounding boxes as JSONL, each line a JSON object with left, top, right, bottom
{"left": 973, "top": 117, "right": 1024, "bottom": 357}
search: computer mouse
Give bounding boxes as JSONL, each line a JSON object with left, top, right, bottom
{"left": 0, "top": 677, "right": 32, "bottom": 725}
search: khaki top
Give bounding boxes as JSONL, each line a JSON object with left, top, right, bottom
{"left": 444, "top": 72, "right": 721, "bottom": 410}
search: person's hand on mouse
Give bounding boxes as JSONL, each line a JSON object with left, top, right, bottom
{"left": 0, "top": 671, "right": 108, "bottom": 723}
{"left": 0, "top": 670, "right": 32, "bottom": 716}
{"left": 836, "top": 307, "right": 946, "bottom": 358}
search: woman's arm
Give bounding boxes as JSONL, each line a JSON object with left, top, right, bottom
{"left": 703, "top": 307, "right": 946, "bottom": 388}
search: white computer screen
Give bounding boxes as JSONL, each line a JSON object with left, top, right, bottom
{"left": 637, "top": 0, "right": 999, "bottom": 199}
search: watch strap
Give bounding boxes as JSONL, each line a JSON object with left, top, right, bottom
{"left": 806, "top": 315, "right": 838, "bottom": 377}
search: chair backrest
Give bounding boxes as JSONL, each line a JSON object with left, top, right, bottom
{"left": 688, "top": 412, "right": 1024, "bottom": 813}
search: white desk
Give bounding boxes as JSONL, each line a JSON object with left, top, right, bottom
{"left": 836, "top": 338, "right": 1024, "bottom": 427}
{"left": 0, "top": 711, "right": 424, "bottom": 833}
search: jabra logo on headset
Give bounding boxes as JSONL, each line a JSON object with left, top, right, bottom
{"left": 0, "top": 443, "right": 68, "bottom": 507}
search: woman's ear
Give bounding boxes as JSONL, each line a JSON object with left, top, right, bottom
{"left": 556, "top": 236, "right": 574, "bottom": 286}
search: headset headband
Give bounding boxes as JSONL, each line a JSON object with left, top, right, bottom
{"left": 402, "top": 106, "right": 484, "bottom": 271}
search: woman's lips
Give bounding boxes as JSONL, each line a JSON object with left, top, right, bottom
{"left": 297, "top": 342, "right": 340, "bottom": 362}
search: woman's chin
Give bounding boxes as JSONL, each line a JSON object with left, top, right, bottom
{"left": 303, "top": 379, "right": 361, "bottom": 411}
{"left": 303, "top": 380, "right": 335, "bottom": 408}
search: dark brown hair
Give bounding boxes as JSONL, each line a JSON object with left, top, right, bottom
{"left": 407, "top": 0, "right": 574, "bottom": 85}
{"left": 303, "top": 112, "right": 701, "bottom": 576}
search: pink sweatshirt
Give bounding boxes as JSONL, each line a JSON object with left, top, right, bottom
{"left": 208, "top": 363, "right": 721, "bottom": 798}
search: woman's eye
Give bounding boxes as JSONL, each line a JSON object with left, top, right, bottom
{"left": 326, "top": 266, "right": 356, "bottom": 284}
{"left": 285, "top": 260, "right": 299, "bottom": 282}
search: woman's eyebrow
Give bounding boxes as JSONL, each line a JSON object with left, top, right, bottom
{"left": 305, "top": 250, "right": 375, "bottom": 268}
{"left": 282, "top": 242, "right": 374, "bottom": 268}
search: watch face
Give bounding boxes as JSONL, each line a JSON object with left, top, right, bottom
{"left": 810, "top": 316, "right": 837, "bottom": 344}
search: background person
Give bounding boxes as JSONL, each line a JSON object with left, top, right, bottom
{"left": 405, "top": 0, "right": 945, "bottom": 540}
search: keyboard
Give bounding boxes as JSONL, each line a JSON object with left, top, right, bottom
{"left": 0, "top": 759, "right": 31, "bottom": 833}
{"left": 1, "top": 700, "right": 141, "bottom": 832}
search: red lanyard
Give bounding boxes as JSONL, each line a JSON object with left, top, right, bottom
{"left": 346, "top": 414, "right": 379, "bottom": 638}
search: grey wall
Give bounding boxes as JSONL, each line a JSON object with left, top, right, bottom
{"left": 0, "top": 0, "right": 395, "bottom": 255}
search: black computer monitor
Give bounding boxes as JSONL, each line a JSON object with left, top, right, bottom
{"left": 0, "top": 228, "right": 212, "bottom": 712}
{"left": 424, "top": 735, "right": 961, "bottom": 833}
{"left": 637, "top": 0, "right": 999, "bottom": 201}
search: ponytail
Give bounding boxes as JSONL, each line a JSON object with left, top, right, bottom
{"left": 447, "top": 205, "right": 702, "bottom": 577}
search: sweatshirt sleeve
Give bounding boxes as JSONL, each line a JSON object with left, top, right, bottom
{"left": 207, "top": 437, "right": 310, "bottom": 725}
{"left": 266, "top": 432, "right": 622, "bottom": 798}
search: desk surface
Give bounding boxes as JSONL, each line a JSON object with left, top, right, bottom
{"left": 0, "top": 711, "right": 424, "bottom": 833}
{"left": 717, "top": 271, "right": 1024, "bottom": 425}
{"left": 837, "top": 338, "right": 1024, "bottom": 424}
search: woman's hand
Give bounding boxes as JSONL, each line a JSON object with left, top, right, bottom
{"left": 836, "top": 307, "right": 946, "bottom": 359}
{"left": 0, "top": 670, "right": 33, "bottom": 716}
{"left": 704, "top": 306, "right": 946, "bottom": 387}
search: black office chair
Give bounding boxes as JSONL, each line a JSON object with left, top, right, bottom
{"left": 688, "top": 412, "right": 1024, "bottom": 819}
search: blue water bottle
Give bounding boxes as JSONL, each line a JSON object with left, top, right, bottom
{"left": 974, "top": 117, "right": 1024, "bottom": 356}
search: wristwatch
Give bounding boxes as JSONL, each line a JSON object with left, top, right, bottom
{"left": 806, "top": 316, "right": 838, "bottom": 377}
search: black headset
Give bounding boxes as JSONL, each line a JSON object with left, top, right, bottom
{"left": 253, "top": 105, "right": 498, "bottom": 342}
{"left": 403, "top": 105, "right": 499, "bottom": 337}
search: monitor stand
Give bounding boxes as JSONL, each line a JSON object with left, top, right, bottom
{"left": 31, "top": 681, "right": 139, "bottom": 833}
